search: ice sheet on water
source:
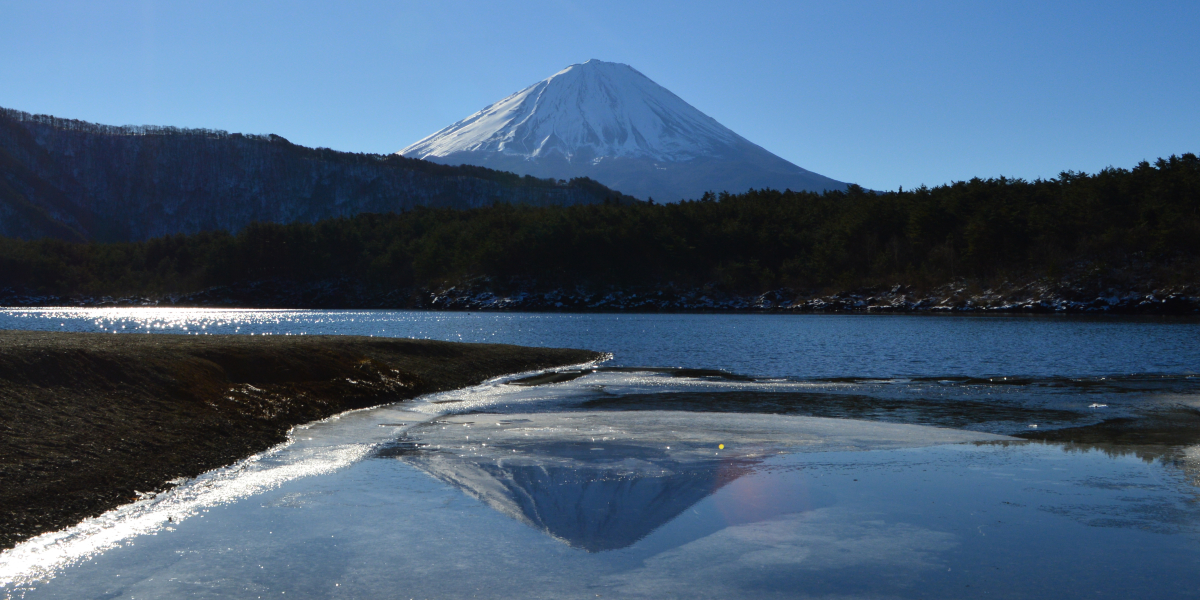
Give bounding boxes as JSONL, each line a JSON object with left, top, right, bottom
{"left": 407, "top": 368, "right": 843, "bottom": 416}
{"left": 2, "top": 364, "right": 1008, "bottom": 588}
{"left": 397, "top": 410, "right": 1010, "bottom": 552}
{"left": 0, "top": 405, "right": 426, "bottom": 591}
{"left": 405, "top": 410, "right": 1011, "bottom": 457}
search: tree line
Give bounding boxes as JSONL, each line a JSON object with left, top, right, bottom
{"left": 1, "top": 154, "right": 1197, "bottom": 297}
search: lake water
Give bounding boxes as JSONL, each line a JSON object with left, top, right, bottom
{"left": 2, "top": 309, "right": 1199, "bottom": 599}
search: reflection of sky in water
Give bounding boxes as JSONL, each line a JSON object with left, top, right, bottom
{"left": 2, "top": 310, "right": 1199, "bottom": 598}
{"left": 3, "top": 393, "right": 1199, "bottom": 598}
{"left": 5, "top": 437, "right": 1199, "bottom": 599}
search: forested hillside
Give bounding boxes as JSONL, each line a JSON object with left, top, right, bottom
{"left": 0, "top": 107, "right": 627, "bottom": 242}
{"left": 1, "top": 154, "right": 1196, "bottom": 312}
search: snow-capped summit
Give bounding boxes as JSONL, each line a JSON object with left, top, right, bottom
{"left": 402, "top": 60, "right": 739, "bottom": 163}
{"left": 399, "top": 60, "right": 848, "bottom": 201}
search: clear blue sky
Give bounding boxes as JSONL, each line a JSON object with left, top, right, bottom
{"left": 2, "top": 0, "right": 1197, "bottom": 191}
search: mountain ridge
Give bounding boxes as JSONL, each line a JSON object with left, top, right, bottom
{"left": 0, "top": 106, "right": 628, "bottom": 242}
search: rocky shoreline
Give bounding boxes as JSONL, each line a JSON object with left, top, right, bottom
{"left": 2, "top": 275, "right": 1197, "bottom": 315}
{"left": 0, "top": 331, "right": 599, "bottom": 550}
{"left": 410, "top": 278, "right": 1200, "bottom": 314}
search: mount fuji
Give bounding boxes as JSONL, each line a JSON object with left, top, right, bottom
{"left": 399, "top": 60, "right": 848, "bottom": 201}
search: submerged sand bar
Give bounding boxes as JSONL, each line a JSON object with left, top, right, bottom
{"left": 0, "top": 330, "right": 601, "bottom": 550}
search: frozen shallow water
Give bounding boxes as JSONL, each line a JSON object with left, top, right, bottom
{"left": 3, "top": 370, "right": 1199, "bottom": 599}
{"left": 3, "top": 309, "right": 1199, "bottom": 598}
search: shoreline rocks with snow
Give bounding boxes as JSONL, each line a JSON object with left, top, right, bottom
{"left": 2, "top": 276, "right": 1196, "bottom": 314}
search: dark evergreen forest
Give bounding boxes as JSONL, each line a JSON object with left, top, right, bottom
{"left": 1, "top": 154, "right": 1197, "bottom": 299}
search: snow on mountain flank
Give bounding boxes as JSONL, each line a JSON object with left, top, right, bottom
{"left": 402, "top": 60, "right": 738, "bottom": 162}
{"left": 399, "top": 59, "right": 849, "bottom": 201}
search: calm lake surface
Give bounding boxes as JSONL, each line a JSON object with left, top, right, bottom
{"left": 2, "top": 309, "right": 1199, "bottom": 599}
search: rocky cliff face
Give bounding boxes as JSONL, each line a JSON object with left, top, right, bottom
{"left": 0, "top": 108, "right": 624, "bottom": 242}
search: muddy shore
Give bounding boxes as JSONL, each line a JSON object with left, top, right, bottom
{"left": 0, "top": 331, "right": 600, "bottom": 550}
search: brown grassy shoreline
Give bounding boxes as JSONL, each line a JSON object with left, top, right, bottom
{"left": 0, "top": 331, "right": 601, "bottom": 550}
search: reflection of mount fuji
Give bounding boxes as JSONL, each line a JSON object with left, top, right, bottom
{"left": 392, "top": 410, "right": 1008, "bottom": 551}
{"left": 403, "top": 442, "right": 752, "bottom": 552}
